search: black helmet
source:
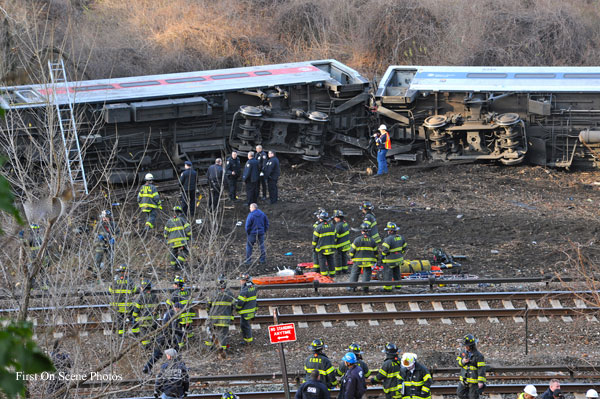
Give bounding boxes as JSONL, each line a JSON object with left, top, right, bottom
{"left": 360, "top": 222, "right": 370, "bottom": 231}
{"left": 313, "top": 208, "right": 326, "bottom": 218}
{"left": 140, "top": 279, "right": 152, "bottom": 290}
{"left": 217, "top": 274, "right": 227, "bottom": 289}
{"left": 360, "top": 201, "right": 374, "bottom": 211}
{"left": 383, "top": 342, "right": 398, "bottom": 354}
{"left": 221, "top": 393, "right": 239, "bottom": 399}
{"left": 115, "top": 264, "right": 128, "bottom": 273}
{"left": 384, "top": 222, "right": 398, "bottom": 231}
{"left": 309, "top": 339, "right": 326, "bottom": 352}
{"left": 463, "top": 334, "right": 477, "bottom": 346}
{"left": 348, "top": 343, "right": 363, "bottom": 354}
{"left": 333, "top": 209, "right": 345, "bottom": 218}
{"left": 173, "top": 275, "right": 185, "bottom": 287}
{"left": 318, "top": 211, "right": 329, "bottom": 220}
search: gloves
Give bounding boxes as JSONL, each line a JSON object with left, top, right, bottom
{"left": 260, "top": 172, "right": 264, "bottom": 177}
{"left": 109, "top": 238, "right": 115, "bottom": 245}
{"left": 98, "top": 234, "right": 105, "bottom": 241}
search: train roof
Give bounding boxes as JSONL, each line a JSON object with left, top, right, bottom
{"left": 0, "top": 60, "right": 368, "bottom": 109}
{"left": 377, "top": 65, "right": 600, "bottom": 96}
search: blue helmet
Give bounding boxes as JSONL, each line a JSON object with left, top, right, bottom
{"left": 342, "top": 352, "right": 357, "bottom": 364}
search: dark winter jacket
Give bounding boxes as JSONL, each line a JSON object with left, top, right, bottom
{"left": 245, "top": 209, "right": 269, "bottom": 235}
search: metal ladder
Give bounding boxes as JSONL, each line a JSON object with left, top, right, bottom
{"left": 47, "top": 59, "right": 88, "bottom": 195}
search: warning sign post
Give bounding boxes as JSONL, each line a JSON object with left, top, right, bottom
{"left": 272, "top": 309, "right": 293, "bottom": 399}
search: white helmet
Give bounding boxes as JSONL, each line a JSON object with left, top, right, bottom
{"left": 524, "top": 385, "right": 538, "bottom": 397}
{"left": 145, "top": 173, "right": 154, "bottom": 181}
{"left": 378, "top": 124, "right": 387, "bottom": 131}
{"left": 401, "top": 352, "right": 417, "bottom": 368}
{"left": 587, "top": 390, "right": 599, "bottom": 398}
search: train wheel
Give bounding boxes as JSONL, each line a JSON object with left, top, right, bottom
{"left": 500, "top": 155, "right": 525, "bottom": 166}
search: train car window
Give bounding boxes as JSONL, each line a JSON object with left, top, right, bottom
{"left": 73, "top": 84, "right": 115, "bottom": 92}
{"left": 165, "top": 77, "right": 206, "bottom": 83}
{"left": 15, "top": 90, "right": 42, "bottom": 102}
{"left": 466, "top": 73, "right": 508, "bottom": 78}
{"left": 514, "top": 73, "right": 556, "bottom": 79}
{"left": 120, "top": 81, "right": 161, "bottom": 88}
{"left": 211, "top": 73, "right": 250, "bottom": 80}
{"left": 564, "top": 73, "right": 600, "bottom": 79}
{"left": 254, "top": 71, "right": 272, "bottom": 76}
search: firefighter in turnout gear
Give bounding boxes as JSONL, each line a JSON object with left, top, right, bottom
{"left": 164, "top": 206, "right": 191, "bottom": 270}
{"left": 381, "top": 222, "right": 407, "bottom": 291}
{"left": 143, "top": 301, "right": 186, "bottom": 374}
{"left": 348, "top": 222, "right": 378, "bottom": 292}
{"left": 399, "top": 353, "right": 432, "bottom": 399}
{"left": 132, "top": 279, "right": 159, "bottom": 346}
{"left": 236, "top": 273, "right": 257, "bottom": 344}
{"left": 205, "top": 276, "right": 235, "bottom": 355}
{"left": 333, "top": 210, "right": 351, "bottom": 274}
{"left": 304, "top": 339, "right": 336, "bottom": 390}
{"left": 108, "top": 264, "right": 138, "bottom": 335}
{"left": 337, "top": 343, "right": 371, "bottom": 379}
{"left": 311, "top": 208, "right": 326, "bottom": 273}
{"left": 166, "top": 275, "right": 196, "bottom": 344}
{"left": 19, "top": 223, "right": 43, "bottom": 261}
{"left": 312, "top": 211, "right": 337, "bottom": 277}
{"left": 457, "top": 334, "right": 486, "bottom": 399}
{"left": 138, "top": 173, "right": 162, "bottom": 233}
{"left": 94, "top": 210, "right": 120, "bottom": 271}
{"left": 360, "top": 201, "right": 381, "bottom": 244}
{"left": 371, "top": 343, "right": 402, "bottom": 399}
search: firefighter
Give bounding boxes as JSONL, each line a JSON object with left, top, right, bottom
{"left": 236, "top": 273, "right": 257, "bottom": 344}
{"left": 312, "top": 211, "right": 337, "bottom": 278}
{"left": 587, "top": 390, "right": 599, "bottom": 399}
{"left": 374, "top": 124, "right": 391, "bottom": 175}
{"left": 94, "top": 210, "right": 120, "bottom": 271}
{"left": 381, "top": 222, "right": 406, "bottom": 291}
{"left": 205, "top": 275, "right": 235, "bottom": 357}
{"left": 333, "top": 210, "right": 351, "bottom": 274}
{"left": 165, "top": 275, "right": 196, "bottom": 346}
{"left": 132, "top": 279, "right": 159, "bottom": 347}
{"left": 143, "top": 301, "right": 186, "bottom": 374}
{"left": 108, "top": 264, "right": 137, "bottom": 336}
{"left": 337, "top": 343, "right": 371, "bottom": 379}
{"left": 519, "top": 385, "right": 538, "bottom": 399}
{"left": 348, "top": 222, "right": 378, "bottom": 292}
{"left": 338, "top": 352, "right": 367, "bottom": 399}
{"left": 222, "top": 392, "right": 240, "bottom": 399}
{"left": 457, "top": 334, "right": 486, "bottom": 399}
{"left": 164, "top": 206, "right": 192, "bottom": 270}
{"left": 360, "top": 201, "right": 381, "bottom": 244}
{"left": 311, "top": 208, "right": 326, "bottom": 273}
{"left": 137, "top": 173, "right": 162, "bottom": 233}
{"left": 371, "top": 343, "right": 402, "bottom": 399}
{"left": 304, "top": 339, "right": 336, "bottom": 390}
{"left": 19, "top": 223, "right": 43, "bottom": 262}
{"left": 399, "top": 353, "right": 432, "bottom": 399}
{"left": 154, "top": 348, "right": 189, "bottom": 399}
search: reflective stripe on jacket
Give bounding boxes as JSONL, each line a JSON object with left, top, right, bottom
{"left": 313, "top": 221, "right": 337, "bottom": 255}
{"left": 399, "top": 362, "right": 432, "bottom": 399}
{"left": 164, "top": 216, "right": 191, "bottom": 248}
{"left": 208, "top": 289, "right": 235, "bottom": 327}
{"left": 138, "top": 183, "right": 162, "bottom": 210}
{"left": 457, "top": 349, "right": 486, "bottom": 384}
{"left": 363, "top": 213, "right": 381, "bottom": 243}
{"left": 304, "top": 353, "right": 336, "bottom": 389}
{"left": 373, "top": 356, "right": 402, "bottom": 393}
{"left": 381, "top": 234, "right": 407, "bottom": 264}
{"left": 236, "top": 282, "right": 257, "bottom": 319}
{"left": 349, "top": 235, "right": 378, "bottom": 266}
{"left": 335, "top": 221, "right": 351, "bottom": 252}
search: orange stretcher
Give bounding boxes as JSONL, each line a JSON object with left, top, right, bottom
{"left": 252, "top": 272, "right": 334, "bottom": 285}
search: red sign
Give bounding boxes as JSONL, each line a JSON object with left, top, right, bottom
{"left": 268, "top": 323, "right": 297, "bottom": 344}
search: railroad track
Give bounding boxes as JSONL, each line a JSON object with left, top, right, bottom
{"left": 4, "top": 291, "right": 599, "bottom": 337}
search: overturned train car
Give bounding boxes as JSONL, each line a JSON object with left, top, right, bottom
{"left": 375, "top": 66, "right": 600, "bottom": 168}
{"left": 0, "top": 60, "right": 371, "bottom": 184}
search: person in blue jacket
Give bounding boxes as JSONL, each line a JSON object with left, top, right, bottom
{"left": 338, "top": 352, "right": 367, "bottom": 399}
{"left": 245, "top": 203, "right": 269, "bottom": 265}
{"left": 296, "top": 370, "right": 331, "bottom": 399}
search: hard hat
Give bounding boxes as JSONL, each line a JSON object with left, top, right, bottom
{"left": 309, "top": 339, "right": 326, "bottom": 352}
{"left": 173, "top": 205, "right": 183, "bottom": 212}
{"left": 173, "top": 275, "right": 185, "bottom": 286}
{"left": 384, "top": 222, "right": 397, "bottom": 231}
{"left": 463, "top": 334, "right": 477, "bottom": 346}
{"left": 348, "top": 343, "right": 363, "bottom": 354}
{"left": 140, "top": 279, "right": 152, "bottom": 290}
{"left": 587, "top": 390, "right": 599, "bottom": 398}
{"left": 360, "top": 201, "right": 374, "bottom": 211}
{"left": 524, "top": 385, "right": 538, "bottom": 397}
{"left": 239, "top": 273, "right": 251, "bottom": 281}
{"left": 333, "top": 209, "right": 345, "bottom": 218}
{"left": 383, "top": 342, "right": 398, "bottom": 354}
{"left": 217, "top": 274, "right": 227, "bottom": 289}
{"left": 100, "top": 210, "right": 111, "bottom": 218}
{"left": 360, "top": 222, "right": 370, "bottom": 231}
{"left": 401, "top": 352, "right": 416, "bottom": 368}
{"left": 314, "top": 207, "right": 326, "bottom": 217}
{"left": 318, "top": 211, "right": 329, "bottom": 220}
{"left": 115, "top": 264, "right": 128, "bottom": 273}
{"left": 379, "top": 124, "right": 387, "bottom": 131}
{"left": 342, "top": 352, "right": 357, "bottom": 364}
{"left": 144, "top": 173, "right": 154, "bottom": 181}
{"left": 221, "top": 392, "right": 239, "bottom": 399}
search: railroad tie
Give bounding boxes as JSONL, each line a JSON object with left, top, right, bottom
{"left": 490, "top": 393, "right": 503, "bottom": 399}
{"left": 575, "top": 299, "right": 598, "bottom": 322}
{"left": 251, "top": 323, "right": 261, "bottom": 330}
{"left": 53, "top": 316, "right": 64, "bottom": 339}
{"left": 502, "top": 300, "right": 524, "bottom": 323}
{"left": 29, "top": 318, "right": 37, "bottom": 340}
{"left": 408, "top": 302, "right": 428, "bottom": 325}
{"left": 385, "top": 303, "right": 404, "bottom": 325}
{"left": 575, "top": 393, "right": 587, "bottom": 399}
{"left": 432, "top": 395, "right": 444, "bottom": 399}
{"left": 292, "top": 306, "right": 308, "bottom": 328}
{"left": 477, "top": 300, "right": 499, "bottom": 323}
{"left": 432, "top": 301, "right": 452, "bottom": 325}
{"left": 77, "top": 314, "right": 89, "bottom": 337}
{"left": 101, "top": 312, "right": 112, "bottom": 335}
{"left": 315, "top": 305, "right": 333, "bottom": 328}
{"left": 525, "top": 299, "right": 548, "bottom": 322}
{"left": 454, "top": 301, "right": 475, "bottom": 324}
{"left": 229, "top": 324, "right": 237, "bottom": 331}
{"left": 550, "top": 299, "right": 572, "bottom": 322}
{"left": 338, "top": 304, "right": 357, "bottom": 327}
{"left": 361, "top": 303, "right": 379, "bottom": 326}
